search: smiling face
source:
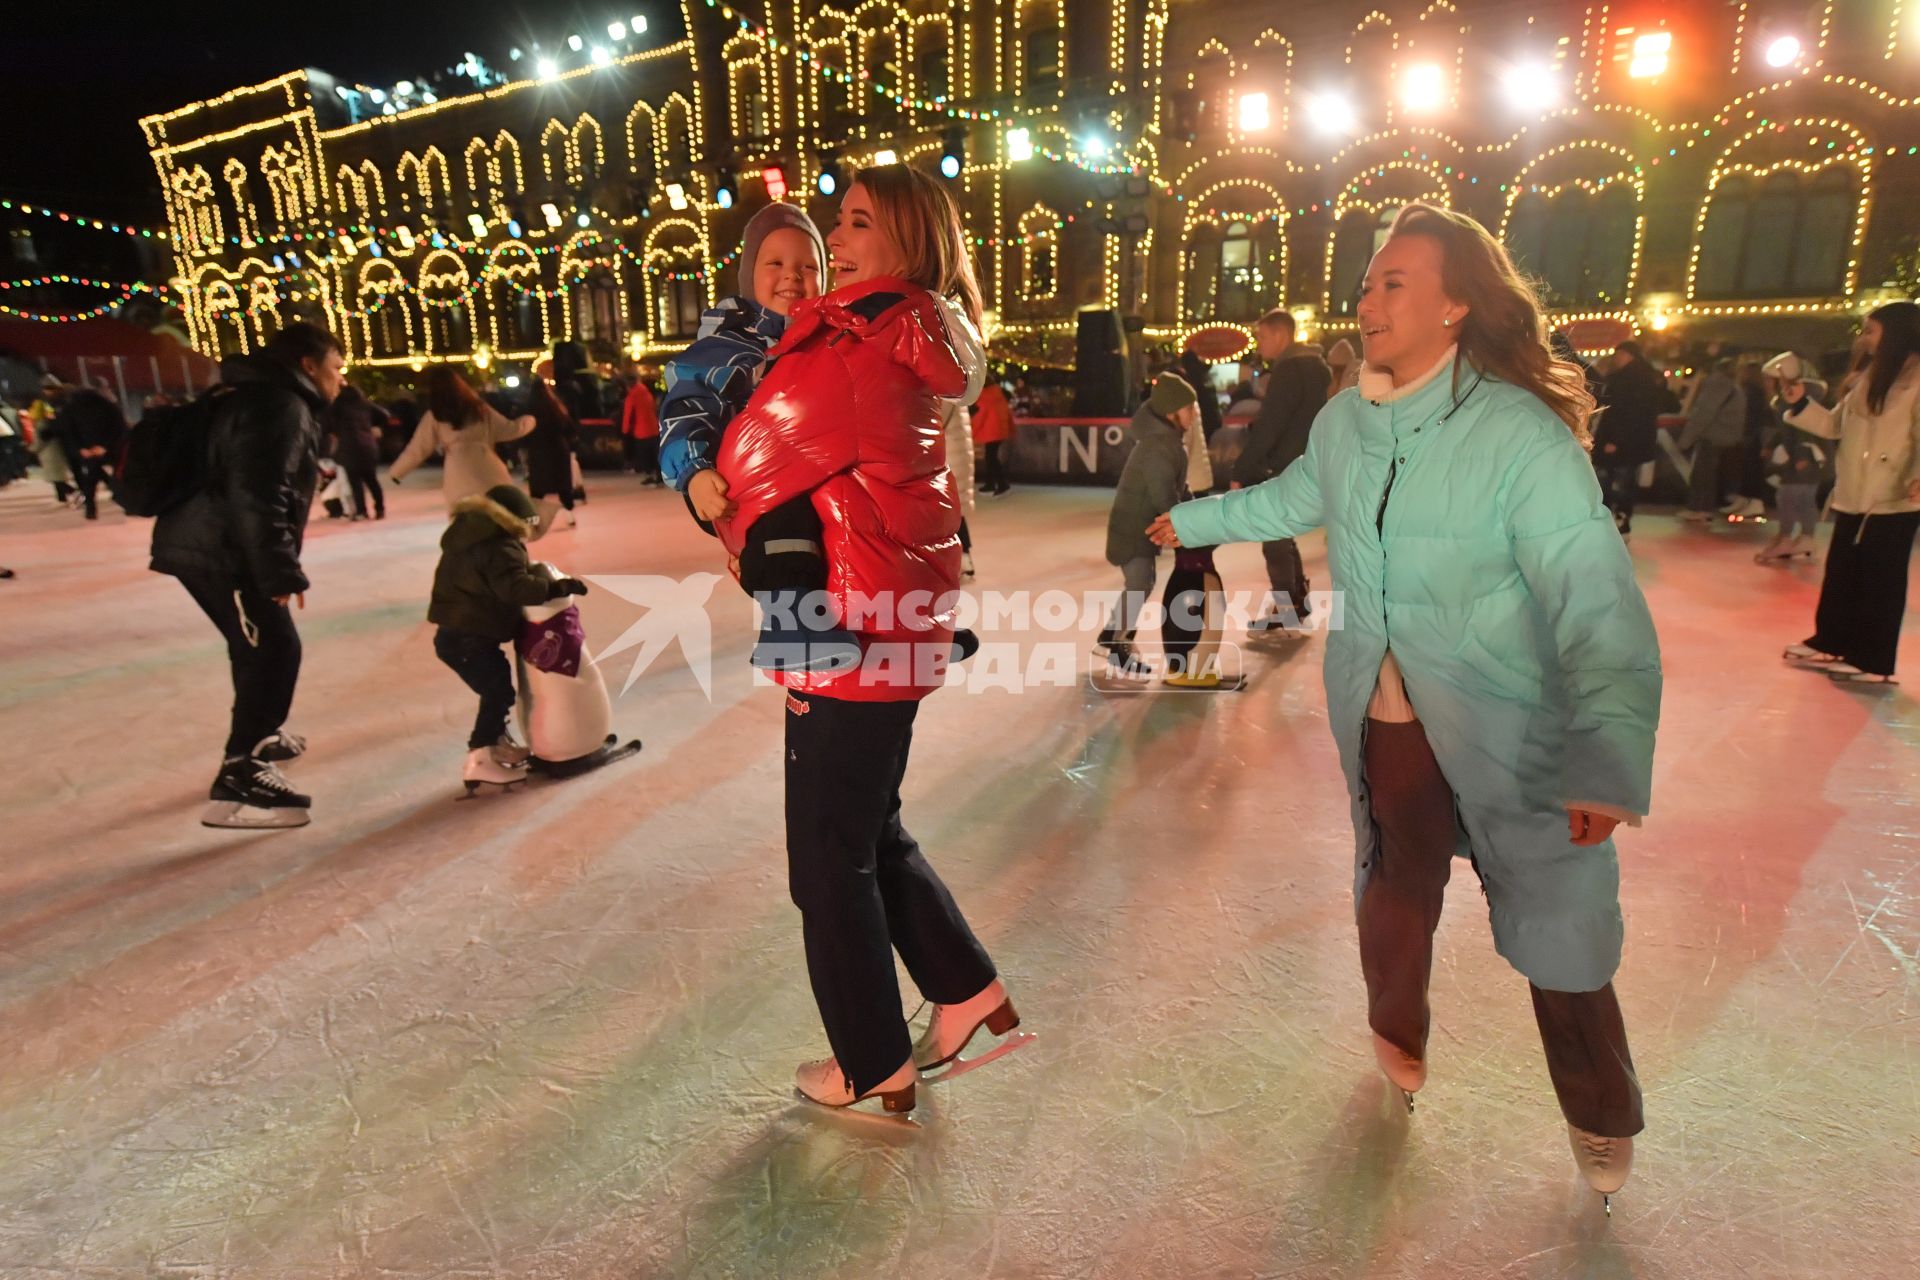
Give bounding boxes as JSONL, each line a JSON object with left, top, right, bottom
{"left": 1356, "top": 233, "right": 1466, "bottom": 384}
{"left": 825, "top": 183, "right": 909, "bottom": 287}
{"left": 752, "top": 226, "right": 823, "bottom": 316}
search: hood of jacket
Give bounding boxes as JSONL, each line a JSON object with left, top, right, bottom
{"left": 1126, "top": 404, "right": 1186, "bottom": 447}
{"left": 769, "top": 276, "right": 971, "bottom": 401}
{"left": 442, "top": 494, "right": 534, "bottom": 552}
{"left": 219, "top": 352, "right": 326, "bottom": 411}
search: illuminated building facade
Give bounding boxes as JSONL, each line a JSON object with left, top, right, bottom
{"left": 142, "top": 1, "right": 1920, "bottom": 369}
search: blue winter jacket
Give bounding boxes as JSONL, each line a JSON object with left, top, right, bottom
{"left": 1170, "top": 354, "right": 1661, "bottom": 992}
{"left": 657, "top": 297, "right": 787, "bottom": 491}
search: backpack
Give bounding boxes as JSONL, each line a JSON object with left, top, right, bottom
{"left": 114, "top": 387, "right": 231, "bottom": 517}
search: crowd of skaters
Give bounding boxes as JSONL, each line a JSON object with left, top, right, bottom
{"left": 1, "top": 173, "right": 1916, "bottom": 1210}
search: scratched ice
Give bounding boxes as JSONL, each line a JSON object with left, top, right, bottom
{"left": 0, "top": 481, "right": 1915, "bottom": 1278}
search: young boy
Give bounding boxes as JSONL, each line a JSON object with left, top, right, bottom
{"left": 1099, "top": 374, "right": 1198, "bottom": 676}
{"left": 428, "top": 484, "right": 587, "bottom": 790}
{"left": 657, "top": 204, "right": 862, "bottom": 672}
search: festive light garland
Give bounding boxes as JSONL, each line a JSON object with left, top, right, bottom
{"left": 0, "top": 199, "right": 169, "bottom": 240}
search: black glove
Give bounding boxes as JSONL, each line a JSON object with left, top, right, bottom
{"left": 546, "top": 577, "right": 588, "bottom": 599}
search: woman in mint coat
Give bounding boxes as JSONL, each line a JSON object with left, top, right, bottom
{"left": 1152, "top": 205, "right": 1660, "bottom": 1207}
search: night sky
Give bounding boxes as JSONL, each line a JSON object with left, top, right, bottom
{"left": 0, "top": 1, "right": 652, "bottom": 222}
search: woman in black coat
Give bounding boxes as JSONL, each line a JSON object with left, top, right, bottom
{"left": 525, "top": 377, "right": 580, "bottom": 521}
{"left": 323, "top": 384, "right": 389, "bottom": 519}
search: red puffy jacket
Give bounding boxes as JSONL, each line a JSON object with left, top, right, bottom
{"left": 715, "top": 277, "right": 971, "bottom": 702}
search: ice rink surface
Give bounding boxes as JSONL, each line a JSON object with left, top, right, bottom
{"left": 0, "top": 477, "right": 1915, "bottom": 1279}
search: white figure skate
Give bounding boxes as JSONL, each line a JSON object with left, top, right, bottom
{"left": 459, "top": 747, "right": 528, "bottom": 797}
{"left": 1373, "top": 1033, "right": 1425, "bottom": 1114}
{"left": 794, "top": 1056, "right": 918, "bottom": 1115}
{"left": 1568, "top": 1124, "right": 1633, "bottom": 1215}
{"left": 912, "top": 980, "right": 1035, "bottom": 1084}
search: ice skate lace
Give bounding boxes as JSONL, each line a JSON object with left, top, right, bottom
{"left": 250, "top": 762, "right": 297, "bottom": 794}
{"left": 1577, "top": 1133, "right": 1618, "bottom": 1166}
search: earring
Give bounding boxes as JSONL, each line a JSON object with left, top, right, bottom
{"left": 1443, "top": 318, "right": 1453, "bottom": 327}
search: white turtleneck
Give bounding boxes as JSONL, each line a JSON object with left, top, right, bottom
{"left": 1363, "top": 345, "right": 1459, "bottom": 724}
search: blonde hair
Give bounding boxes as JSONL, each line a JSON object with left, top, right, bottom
{"left": 850, "top": 164, "right": 984, "bottom": 329}
{"left": 1386, "top": 203, "right": 1596, "bottom": 444}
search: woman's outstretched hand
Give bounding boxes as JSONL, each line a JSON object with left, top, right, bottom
{"left": 1146, "top": 513, "right": 1182, "bottom": 548}
{"left": 1567, "top": 808, "right": 1620, "bottom": 847}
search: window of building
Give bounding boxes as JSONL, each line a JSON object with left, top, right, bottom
{"left": 1505, "top": 185, "right": 1637, "bottom": 308}
{"left": 1695, "top": 168, "right": 1856, "bottom": 299}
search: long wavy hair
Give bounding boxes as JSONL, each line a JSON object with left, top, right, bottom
{"left": 1386, "top": 203, "right": 1596, "bottom": 444}
{"left": 1861, "top": 299, "right": 1920, "bottom": 415}
{"left": 426, "top": 366, "right": 486, "bottom": 428}
{"left": 850, "top": 164, "right": 985, "bottom": 329}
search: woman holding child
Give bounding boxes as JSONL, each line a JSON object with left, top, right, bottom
{"left": 694, "top": 167, "right": 1021, "bottom": 1114}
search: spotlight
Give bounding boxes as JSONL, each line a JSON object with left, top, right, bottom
{"left": 608, "top": 21, "right": 627, "bottom": 40}
{"left": 1400, "top": 63, "right": 1446, "bottom": 112}
{"left": 817, "top": 169, "right": 838, "bottom": 197}
{"left": 632, "top": 16, "right": 647, "bottom": 34}
{"left": 590, "top": 46, "right": 610, "bottom": 66}
{"left": 395, "top": 80, "right": 414, "bottom": 96}
{"left": 567, "top": 34, "right": 584, "bottom": 52}
{"left": 1765, "top": 35, "right": 1801, "bottom": 68}
{"left": 762, "top": 166, "right": 789, "bottom": 200}
{"left": 1238, "top": 92, "right": 1271, "bottom": 133}
{"left": 576, "top": 210, "right": 591, "bottom": 228}
{"left": 1501, "top": 60, "right": 1560, "bottom": 109}
{"left": 940, "top": 154, "right": 962, "bottom": 179}
{"left": 1305, "top": 92, "right": 1357, "bottom": 135}
{"left": 665, "top": 182, "right": 689, "bottom": 210}
{"left": 507, "top": 218, "right": 524, "bottom": 237}
{"left": 1082, "top": 133, "right": 1109, "bottom": 158}
{"left": 467, "top": 213, "right": 488, "bottom": 237}
{"left": 1629, "top": 31, "right": 1671, "bottom": 79}
{"left": 873, "top": 148, "right": 899, "bottom": 166}
{"left": 540, "top": 202, "right": 562, "bottom": 228}
{"left": 536, "top": 57, "right": 559, "bottom": 80}
{"left": 715, "top": 167, "right": 737, "bottom": 208}
{"left": 940, "top": 126, "right": 966, "bottom": 179}
{"left": 504, "top": 374, "right": 522, "bottom": 388}
{"left": 1006, "top": 127, "right": 1033, "bottom": 162}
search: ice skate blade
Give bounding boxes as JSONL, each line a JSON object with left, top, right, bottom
{"left": 457, "top": 779, "right": 525, "bottom": 800}
{"left": 201, "top": 800, "right": 310, "bottom": 829}
{"left": 916, "top": 1030, "right": 1036, "bottom": 1085}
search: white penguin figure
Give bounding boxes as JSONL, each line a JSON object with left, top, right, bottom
{"left": 517, "top": 561, "right": 642, "bottom": 775}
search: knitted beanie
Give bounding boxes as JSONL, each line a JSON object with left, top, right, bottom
{"left": 485, "top": 484, "right": 538, "bottom": 523}
{"left": 1148, "top": 372, "right": 1198, "bottom": 418}
{"left": 737, "top": 203, "right": 828, "bottom": 306}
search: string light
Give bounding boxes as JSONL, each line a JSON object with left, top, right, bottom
{"left": 135, "top": 1, "right": 1908, "bottom": 353}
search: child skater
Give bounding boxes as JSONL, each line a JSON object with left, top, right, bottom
{"left": 656, "top": 203, "right": 865, "bottom": 672}
{"left": 427, "top": 484, "right": 587, "bottom": 792}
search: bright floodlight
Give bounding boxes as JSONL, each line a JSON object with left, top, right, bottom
{"left": 1305, "top": 92, "right": 1358, "bottom": 135}
{"left": 609, "top": 21, "right": 627, "bottom": 40}
{"left": 665, "top": 182, "right": 689, "bottom": 211}
{"left": 1007, "top": 128, "right": 1034, "bottom": 162}
{"left": 1400, "top": 62, "right": 1446, "bottom": 112}
{"left": 536, "top": 57, "right": 559, "bottom": 79}
{"left": 1502, "top": 60, "right": 1559, "bottom": 109}
{"left": 395, "top": 80, "right": 414, "bottom": 96}
{"left": 1765, "top": 35, "right": 1801, "bottom": 68}
{"left": 939, "top": 153, "right": 962, "bottom": 179}
{"left": 1082, "top": 133, "right": 1109, "bottom": 159}
{"left": 590, "top": 46, "right": 610, "bottom": 66}
{"left": 632, "top": 16, "right": 647, "bottom": 34}
{"left": 873, "top": 148, "right": 898, "bottom": 166}
{"left": 567, "top": 34, "right": 584, "bottom": 52}
{"left": 1629, "top": 31, "right": 1672, "bottom": 79}
{"left": 504, "top": 374, "right": 522, "bottom": 388}
{"left": 1238, "top": 92, "right": 1271, "bottom": 132}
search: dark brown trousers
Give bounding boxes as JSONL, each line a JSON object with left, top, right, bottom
{"left": 1360, "top": 718, "right": 1644, "bottom": 1137}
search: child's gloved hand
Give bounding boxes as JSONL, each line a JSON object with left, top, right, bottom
{"left": 688, "top": 468, "right": 737, "bottom": 522}
{"left": 547, "top": 577, "right": 589, "bottom": 599}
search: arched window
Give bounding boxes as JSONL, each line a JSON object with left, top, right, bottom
{"left": 659, "top": 96, "right": 694, "bottom": 173}
{"left": 1193, "top": 46, "right": 1232, "bottom": 137}
{"left": 918, "top": 32, "right": 949, "bottom": 103}
{"left": 1695, "top": 167, "right": 1858, "bottom": 299}
{"left": 811, "top": 38, "right": 855, "bottom": 140}
{"left": 626, "top": 102, "right": 658, "bottom": 186}
{"left": 1508, "top": 184, "right": 1638, "bottom": 308}
{"left": 1018, "top": 205, "right": 1060, "bottom": 301}
{"left": 1020, "top": 2, "right": 1063, "bottom": 91}
{"left": 1326, "top": 212, "right": 1379, "bottom": 317}
{"left": 1184, "top": 224, "right": 1222, "bottom": 319}
{"left": 865, "top": 26, "right": 903, "bottom": 129}
{"left": 725, "top": 38, "right": 770, "bottom": 141}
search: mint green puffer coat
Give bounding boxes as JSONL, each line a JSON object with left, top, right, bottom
{"left": 1170, "top": 359, "right": 1661, "bottom": 991}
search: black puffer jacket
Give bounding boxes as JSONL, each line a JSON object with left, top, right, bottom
{"left": 149, "top": 354, "right": 324, "bottom": 595}
{"left": 1234, "top": 347, "right": 1332, "bottom": 486}
{"left": 427, "top": 494, "right": 569, "bottom": 641}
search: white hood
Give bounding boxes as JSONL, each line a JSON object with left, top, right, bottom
{"left": 934, "top": 295, "right": 987, "bottom": 408}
